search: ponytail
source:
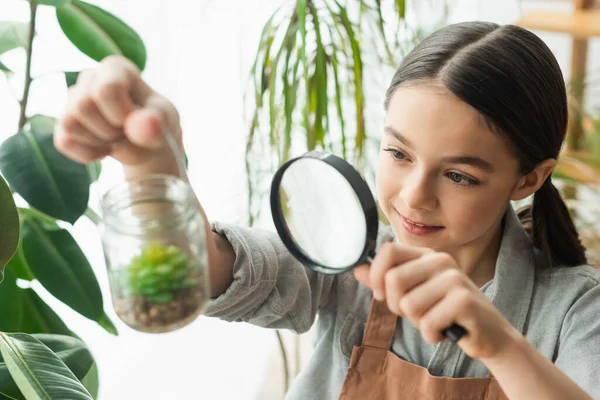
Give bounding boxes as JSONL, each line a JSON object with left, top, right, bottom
{"left": 522, "top": 178, "right": 587, "bottom": 268}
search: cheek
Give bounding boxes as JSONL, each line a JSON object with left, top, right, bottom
{"left": 375, "top": 157, "right": 399, "bottom": 214}
{"left": 443, "top": 181, "right": 513, "bottom": 237}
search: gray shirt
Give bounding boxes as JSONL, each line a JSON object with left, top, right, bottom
{"left": 202, "top": 206, "right": 600, "bottom": 399}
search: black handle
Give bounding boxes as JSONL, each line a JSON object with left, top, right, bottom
{"left": 443, "top": 323, "right": 467, "bottom": 342}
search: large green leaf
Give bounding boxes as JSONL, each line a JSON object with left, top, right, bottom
{"left": 80, "top": 362, "right": 98, "bottom": 399}
{"left": 0, "top": 115, "right": 89, "bottom": 224}
{"left": 56, "top": 0, "right": 146, "bottom": 71}
{"left": 20, "top": 218, "right": 105, "bottom": 326}
{"left": 20, "top": 288, "right": 72, "bottom": 337}
{"left": 0, "top": 23, "right": 29, "bottom": 55}
{"left": 0, "top": 269, "right": 72, "bottom": 336}
{"left": 0, "top": 269, "right": 22, "bottom": 333}
{"left": 0, "top": 333, "right": 93, "bottom": 400}
{"left": 0, "top": 175, "right": 19, "bottom": 282}
{"left": 5, "top": 245, "right": 34, "bottom": 283}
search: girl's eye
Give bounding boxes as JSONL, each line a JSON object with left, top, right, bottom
{"left": 447, "top": 172, "right": 479, "bottom": 186}
{"left": 384, "top": 148, "right": 407, "bottom": 160}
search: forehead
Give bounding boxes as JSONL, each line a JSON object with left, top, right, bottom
{"left": 384, "top": 84, "right": 513, "bottom": 162}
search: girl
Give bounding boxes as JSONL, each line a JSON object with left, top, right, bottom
{"left": 55, "top": 21, "right": 599, "bottom": 399}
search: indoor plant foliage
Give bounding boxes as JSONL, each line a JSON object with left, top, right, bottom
{"left": 0, "top": 0, "right": 146, "bottom": 398}
{"left": 245, "top": 0, "right": 424, "bottom": 226}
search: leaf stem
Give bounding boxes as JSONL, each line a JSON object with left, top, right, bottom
{"left": 18, "top": 0, "right": 37, "bottom": 131}
{"left": 84, "top": 207, "right": 101, "bottom": 225}
{"left": 19, "top": 206, "right": 57, "bottom": 225}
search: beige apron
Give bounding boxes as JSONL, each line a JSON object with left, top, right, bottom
{"left": 338, "top": 299, "right": 509, "bottom": 399}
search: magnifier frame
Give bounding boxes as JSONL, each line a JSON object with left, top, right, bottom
{"left": 270, "top": 151, "right": 379, "bottom": 275}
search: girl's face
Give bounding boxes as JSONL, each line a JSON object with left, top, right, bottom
{"left": 376, "top": 84, "right": 524, "bottom": 259}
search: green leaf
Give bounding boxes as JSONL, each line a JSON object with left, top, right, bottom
{"left": 395, "top": 0, "right": 406, "bottom": 19}
{"left": 34, "top": 0, "right": 69, "bottom": 6}
{"left": 20, "top": 288, "right": 73, "bottom": 337}
{"left": 0, "top": 253, "right": 75, "bottom": 337}
{"left": 5, "top": 245, "right": 34, "bottom": 282}
{"left": 21, "top": 218, "right": 105, "bottom": 327}
{"left": 0, "top": 115, "right": 90, "bottom": 224}
{"left": 268, "top": 15, "right": 298, "bottom": 149}
{"left": 298, "top": 0, "right": 310, "bottom": 150}
{"left": 310, "top": 4, "right": 328, "bottom": 149}
{"left": 97, "top": 313, "right": 117, "bottom": 336}
{"left": 0, "top": 23, "right": 29, "bottom": 55}
{"left": 0, "top": 174, "right": 19, "bottom": 282}
{"left": 80, "top": 362, "right": 98, "bottom": 399}
{"left": 0, "top": 333, "right": 93, "bottom": 400}
{"left": 336, "top": 1, "right": 365, "bottom": 159}
{"left": 327, "top": 24, "right": 347, "bottom": 159}
{"left": 86, "top": 161, "right": 101, "bottom": 183}
{"left": 56, "top": 0, "right": 147, "bottom": 71}
{"left": 281, "top": 32, "right": 299, "bottom": 162}
{"left": 64, "top": 71, "right": 79, "bottom": 88}
{"left": 0, "top": 61, "right": 12, "bottom": 78}
{"left": 0, "top": 268, "right": 23, "bottom": 333}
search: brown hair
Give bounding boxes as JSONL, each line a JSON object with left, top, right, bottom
{"left": 384, "top": 21, "right": 587, "bottom": 268}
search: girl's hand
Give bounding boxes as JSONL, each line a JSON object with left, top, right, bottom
{"left": 354, "top": 242, "right": 521, "bottom": 360}
{"left": 54, "top": 55, "right": 182, "bottom": 176}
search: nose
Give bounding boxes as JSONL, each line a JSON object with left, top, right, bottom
{"left": 400, "top": 168, "right": 438, "bottom": 211}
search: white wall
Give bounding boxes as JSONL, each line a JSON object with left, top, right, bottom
{"left": 1, "top": 1, "right": 598, "bottom": 399}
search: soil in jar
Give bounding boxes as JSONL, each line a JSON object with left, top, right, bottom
{"left": 112, "top": 243, "right": 207, "bottom": 332}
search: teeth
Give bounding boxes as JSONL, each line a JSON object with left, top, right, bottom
{"left": 414, "top": 223, "right": 425, "bottom": 227}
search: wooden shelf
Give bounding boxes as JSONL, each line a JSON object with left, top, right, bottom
{"left": 516, "top": 10, "right": 600, "bottom": 38}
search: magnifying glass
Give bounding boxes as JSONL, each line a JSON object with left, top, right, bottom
{"left": 270, "top": 150, "right": 467, "bottom": 343}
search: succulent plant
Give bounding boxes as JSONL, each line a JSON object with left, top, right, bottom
{"left": 117, "top": 243, "right": 197, "bottom": 303}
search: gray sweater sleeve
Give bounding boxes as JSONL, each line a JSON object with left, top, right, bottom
{"left": 554, "top": 278, "right": 600, "bottom": 399}
{"left": 200, "top": 221, "right": 339, "bottom": 333}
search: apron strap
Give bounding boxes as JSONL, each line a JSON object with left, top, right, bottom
{"left": 361, "top": 298, "right": 398, "bottom": 350}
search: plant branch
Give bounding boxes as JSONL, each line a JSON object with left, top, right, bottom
{"left": 84, "top": 207, "right": 101, "bottom": 225}
{"left": 18, "top": 0, "right": 37, "bottom": 131}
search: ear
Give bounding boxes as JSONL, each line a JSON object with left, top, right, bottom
{"left": 510, "top": 158, "right": 556, "bottom": 201}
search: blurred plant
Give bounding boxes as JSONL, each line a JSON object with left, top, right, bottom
{"left": 246, "top": 0, "right": 448, "bottom": 393}
{"left": 245, "top": 0, "right": 448, "bottom": 227}
{"left": 0, "top": 0, "right": 146, "bottom": 398}
{"left": 553, "top": 69, "right": 600, "bottom": 266}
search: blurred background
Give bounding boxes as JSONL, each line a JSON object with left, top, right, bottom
{"left": 1, "top": 0, "right": 599, "bottom": 399}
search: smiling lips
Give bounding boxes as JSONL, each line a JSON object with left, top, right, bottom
{"left": 398, "top": 212, "right": 444, "bottom": 236}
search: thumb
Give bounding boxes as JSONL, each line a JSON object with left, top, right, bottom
{"left": 123, "top": 108, "right": 165, "bottom": 150}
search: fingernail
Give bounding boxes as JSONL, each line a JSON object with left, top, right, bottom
{"left": 374, "top": 290, "right": 384, "bottom": 301}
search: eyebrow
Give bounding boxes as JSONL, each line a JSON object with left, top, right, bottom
{"left": 383, "top": 125, "right": 495, "bottom": 173}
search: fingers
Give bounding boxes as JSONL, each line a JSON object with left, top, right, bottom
{"left": 68, "top": 85, "right": 123, "bottom": 142}
{"left": 91, "top": 55, "right": 141, "bottom": 127}
{"left": 55, "top": 55, "right": 176, "bottom": 165}
{"left": 53, "top": 126, "right": 110, "bottom": 164}
{"left": 418, "top": 288, "right": 473, "bottom": 344}
{"left": 124, "top": 108, "right": 165, "bottom": 150}
{"left": 383, "top": 252, "right": 452, "bottom": 316}
{"left": 369, "top": 242, "right": 430, "bottom": 300}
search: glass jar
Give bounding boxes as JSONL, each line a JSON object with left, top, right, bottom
{"left": 99, "top": 174, "right": 210, "bottom": 333}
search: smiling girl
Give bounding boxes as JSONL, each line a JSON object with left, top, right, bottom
{"left": 55, "top": 20, "right": 598, "bottom": 399}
